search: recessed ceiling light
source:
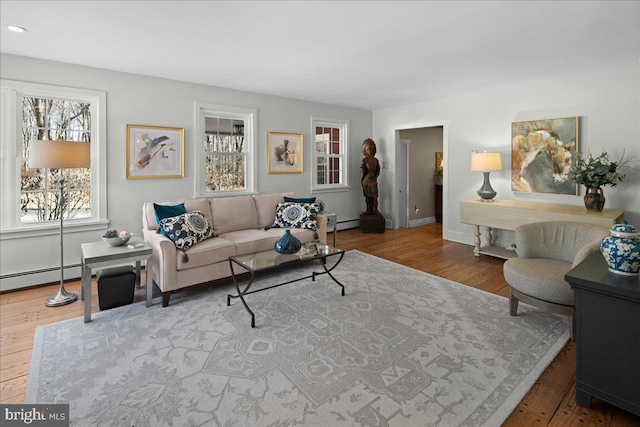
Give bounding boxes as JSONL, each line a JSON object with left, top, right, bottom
{"left": 8, "top": 25, "right": 27, "bottom": 33}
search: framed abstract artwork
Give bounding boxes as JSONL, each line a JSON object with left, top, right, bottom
{"left": 511, "top": 116, "right": 578, "bottom": 195}
{"left": 268, "top": 132, "right": 303, "bottom": 173}
{"left": 126, "top": 124, "right": 184, "bottom": 179}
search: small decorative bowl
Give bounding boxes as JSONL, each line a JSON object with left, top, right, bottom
{"left": 102, "top": 235, "right": 131, "bottom": 247}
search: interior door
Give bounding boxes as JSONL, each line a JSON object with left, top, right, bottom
{"left": 398, "top": 139, "right": 410, "bottom": 228}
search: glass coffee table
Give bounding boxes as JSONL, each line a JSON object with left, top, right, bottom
{"left": 227, "top": 242, "right": 345, "bottom": 328}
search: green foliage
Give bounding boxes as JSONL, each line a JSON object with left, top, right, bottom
{"left": 568, "top": 151, "right": 624, "bottom": 189}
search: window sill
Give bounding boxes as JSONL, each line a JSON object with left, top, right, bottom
{"left": 0, "top": 219, "right": 109, "bottom": 241}
{"left": 311, "top": 186, "right": 351, "bottom": 195}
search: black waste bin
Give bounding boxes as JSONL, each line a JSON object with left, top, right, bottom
{"left": 96, "top": 266, "right": 136, "bottom": 310}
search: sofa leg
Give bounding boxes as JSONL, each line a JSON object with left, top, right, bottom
{"left": 509, "top": 287, "right": 519, "bottom": 316}
{"left": 162, "top": 292, "right": 170, "bottom": 307}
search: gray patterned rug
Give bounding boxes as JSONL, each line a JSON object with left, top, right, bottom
{"left": 27, "top": 250, "right": 568, "bottom": 426}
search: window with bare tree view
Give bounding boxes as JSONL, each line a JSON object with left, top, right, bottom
{"left": 195, "top": 103, "right": 256, "bottom": 197}
{"left": 20, "top": 97, "right": 92, "bottom": 222}
{"left": 1, "top": 80, "right": 104, "bottom": 232}
{"left": 204, "top": 117, "right": 246, "bottom": 191}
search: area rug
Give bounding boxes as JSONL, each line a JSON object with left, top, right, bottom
{"left": 27, "top": 250, "right": 568, "bottom": 426}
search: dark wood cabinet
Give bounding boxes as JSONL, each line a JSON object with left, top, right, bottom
{"left": 565, "top": 253, "right": 640, "bottom": 417}
{"left": 434, "top": 184, "right": 442, "bottom": 223}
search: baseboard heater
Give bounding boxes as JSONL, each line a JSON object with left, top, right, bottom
{"left": 0, "top": 263, "right": 82, "bottom": 280}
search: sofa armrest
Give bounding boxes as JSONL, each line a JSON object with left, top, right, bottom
{"left": 316, "top": 213, "right": 328, "bottom": 244}
{"left": 143, "top": 229, "right": 178, "bottom": 292}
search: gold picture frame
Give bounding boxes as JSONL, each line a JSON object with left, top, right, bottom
{"left": 126, "top": 124, "right": 184, "bottom": 179}
{"left": 511, "top": 116, "right": 578, "bottom": 195}
{"left": 268, "top": 132, "right": 303, "bottom": 173}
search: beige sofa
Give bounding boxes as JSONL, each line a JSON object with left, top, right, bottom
{"left": 142, "top": 193, "right": 328, "bottom": 306}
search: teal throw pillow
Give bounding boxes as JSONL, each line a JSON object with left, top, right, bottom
{"left": 284, "top": 196, "right": 316, "bottom": 203}
{"left": 154, "top": 203, "right": 187, "bottom": 235}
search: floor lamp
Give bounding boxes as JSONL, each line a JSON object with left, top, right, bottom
{"left": 28, "top": 140, "right": 91, "bottom": 307}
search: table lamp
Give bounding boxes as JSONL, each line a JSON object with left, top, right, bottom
{"left": 28, "top": 140, "right": 91, "bottom": 307}
{"left": 471, "top": 152, "right": 502, "bottom": 201}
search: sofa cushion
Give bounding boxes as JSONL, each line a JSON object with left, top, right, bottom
{"left": 272, "top": 202, "right": 321, "bottom": 230}
{"left": 219, "top": 229, "right": 280, "bottom": 254}
{"left": 266, "top": 227, "right": 317, "bottom": 244}
{"left": 176, "top": 237, "right": 236, "bottom": 271}
{"left": 183, "top": 199, "right": 214, "bottom": 229}
{"left": 503, "top": 258, "right": 574, "bottom": 306}
{"left": 210, "top": 195, "right": 259, "bottom": 235}
{"left": 160, "top": 211, "right": 216, "bottom": 256}
{"left": 254, "top": 192, "right": 295, "bottom": 229}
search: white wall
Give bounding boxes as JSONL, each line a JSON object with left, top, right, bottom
{"left": 373, "top": 66, "right": 640, "bottom": 248}
{"left": 0, "top": 53, "right": 372, "bottom": 291}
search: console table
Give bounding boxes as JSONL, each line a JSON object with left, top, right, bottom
{"left": 565, "top": 253, "right": 640, "bottom": 417}
{"left": 460, "top": 199, "right": 624, "bottom": 259}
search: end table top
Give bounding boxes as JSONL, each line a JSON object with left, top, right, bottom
{"left": 81, "top": 236, "right": 152, "bottom": 266}
{"left": 565, "top": 252, "right": 640, "bottom": 300}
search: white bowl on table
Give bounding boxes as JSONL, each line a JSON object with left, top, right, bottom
{"left": 102, "top": 235, "right": 131, "bottom": 247}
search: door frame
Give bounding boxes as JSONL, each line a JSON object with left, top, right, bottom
{"left": 398, "top": 138, "right": 410, "bottom": 228}
{"left": 394, "top": 121, "right": 449, "bottom": 239}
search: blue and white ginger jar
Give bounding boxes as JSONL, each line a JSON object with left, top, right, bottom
{"left": 600, "top": 220, "right": 640, "bottom": 276}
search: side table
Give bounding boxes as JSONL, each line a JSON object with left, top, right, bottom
{"left": 565, "top": 252, "right": 640, "bottom": 417}
{"left": 81, "top": 237, "right": 153, "bottom": 323}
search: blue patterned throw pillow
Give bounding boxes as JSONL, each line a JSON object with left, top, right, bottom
{"left": 272, "top": 202, "right": 321, "bottom": 230}
{"left": 160, "top": 210, "right": 216, "bottom": 262}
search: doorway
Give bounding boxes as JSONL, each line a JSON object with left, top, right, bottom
{"left": 396, "top": 125, "right": 446, "bottom": 231}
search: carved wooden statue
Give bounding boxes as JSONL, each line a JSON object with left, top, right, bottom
{"left": 361, "top": 138, "right": 381, "bottom": 214}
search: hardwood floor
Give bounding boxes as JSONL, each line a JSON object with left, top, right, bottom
{"left": 1, "top": 223, "right": 638, "bottom": 426}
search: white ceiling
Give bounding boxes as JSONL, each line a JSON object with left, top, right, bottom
{"left": 1, "top": 1, "right": 639, "bottom": 110}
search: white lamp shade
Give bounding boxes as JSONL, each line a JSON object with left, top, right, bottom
{"left": 471, "top": 152, "right": 502, "bottom": 172}
{"left": 28, "top": 140, "right": 91, "bottom": 169}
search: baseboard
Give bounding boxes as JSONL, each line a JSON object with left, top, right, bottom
{"left": 336, "top": 219, "right": 360, "bottom": 231}
{"left": 409, "top": 216, "right": 436, "bottom": 228}
{"left": 0, "top": 266, "right": 83, "bottom": 293}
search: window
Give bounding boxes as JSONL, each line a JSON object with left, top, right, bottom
{"left": 0, "top": 80, "right": 106, "bottom": 236}
{"left": 195, "top": 103, "right": 256, "bottom": 196}
{"left": 312, "top": 117, "right": 349, "bottom": 191}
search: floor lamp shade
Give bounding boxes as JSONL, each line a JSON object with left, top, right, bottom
{"left": 471, "top": 152, "right": 502, "bottom": 201}
{"left": 28, "top": 140, "right": 91, "bottom": 307}
{"left": 28, "top": 140, "right": 91, "bottom": 169}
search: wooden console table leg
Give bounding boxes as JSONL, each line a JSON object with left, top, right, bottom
{"left": 485, "top": 227, "right": 493, "bottom": 250}
{"left": 473, "top": 225, "right": 481, "bottom": 256}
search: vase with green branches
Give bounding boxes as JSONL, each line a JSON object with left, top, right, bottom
{"left": 568, "top": 150, "right": 632, "bottom": 211}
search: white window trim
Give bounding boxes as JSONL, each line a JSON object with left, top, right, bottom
{"left": 310, "top": 116, "right": 350, "bottom": 193}
{"left": 194, "top": 103, "right": 257, "bottom": 197}
{"left": 0, "top": 80, "right": 108, "bottom": 240}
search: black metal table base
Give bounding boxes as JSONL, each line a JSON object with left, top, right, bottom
{"left": 227, "top": 252, "right": 345, "bottom": 328}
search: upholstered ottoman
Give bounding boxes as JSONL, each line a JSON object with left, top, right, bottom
{"left": 97, "top": 266, "right": 136, "bottom": 310}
